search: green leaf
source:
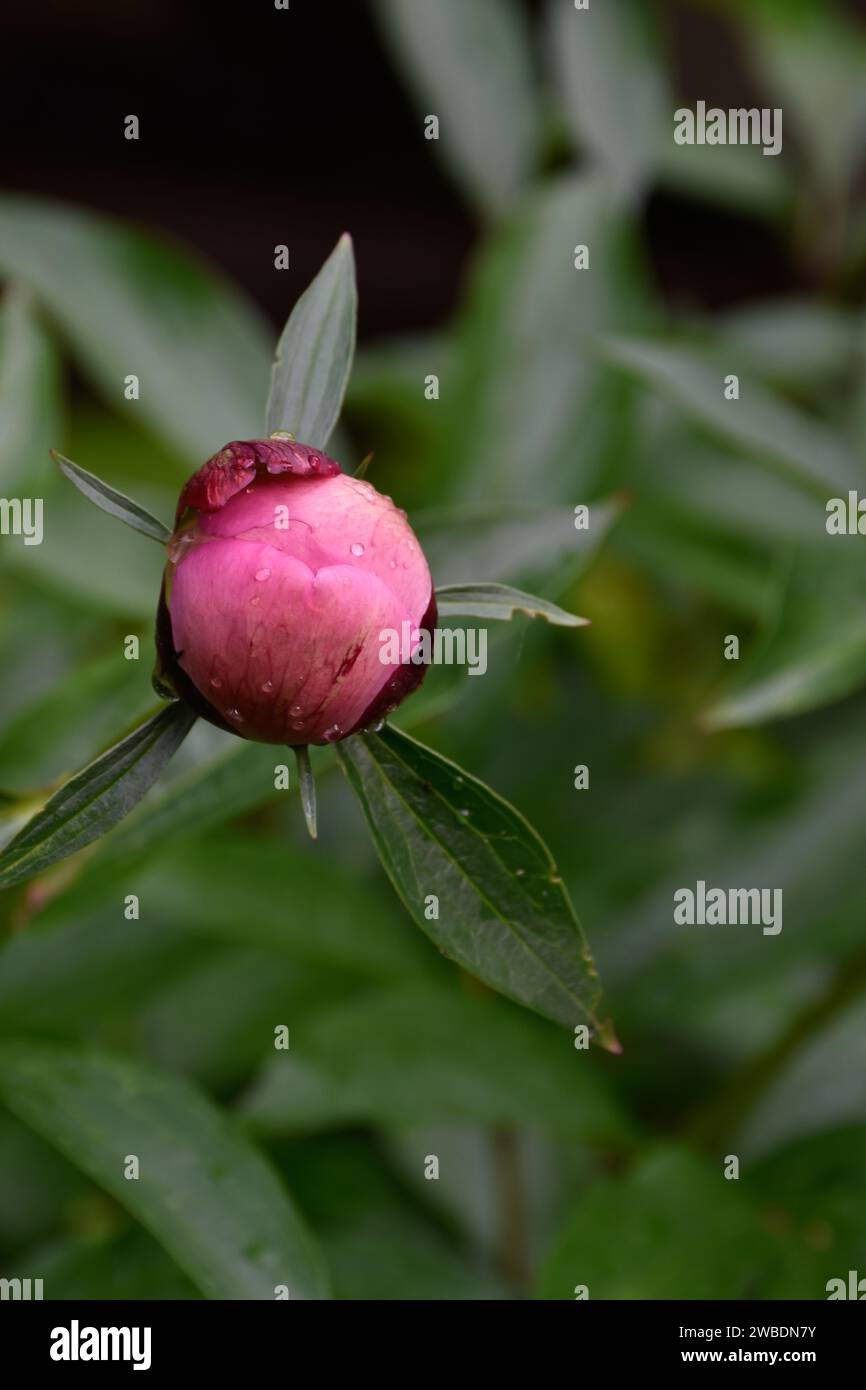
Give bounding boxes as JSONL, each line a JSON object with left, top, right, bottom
{"left": 0, "top": 702, "right": 196, "bottom": 889}
{"left": 435, "top": 582, "right": 588, "bottom": 626}
{"left": 702, "top": 541, "right": 866, "bottom": 729}
{"left": 0, "top": 1042, "right": 330, "bottom": 1300}
{"left": 416, "top": 497, "right": 622, "bottom": 587}
{"left": 604, "top": 335, "right": 859, "bottom": 495}
{"left": 335, "top": 726, "right": 611, "bottom": 1040}
{"left": 547, "top": 0, "right": 668, "bottom": 202}
{"left": 266, "top": 234, "right": 357, "bottom": 448}
{"left": 0, "top": 284, "right": 59, "bottom": 491}
{"left": 373, "top": 0, "right": 539, "bottom": 218}
{"left": 536, "top": 1145, "right": 782, "bottom": 1299}
{"left": 53, "top": 450, "right": 171, "bottom": 542}
{"left": 243, "top": 981, "right": 629, "bottom": 1143}
{"left": 0, "top": 195, "right": 271, "bottom": 457}
{"left": 450, "top": 175, "right": 649, "bottom": 502}
{"left": 0, "top": 643, "right": 152, "bottom": 792}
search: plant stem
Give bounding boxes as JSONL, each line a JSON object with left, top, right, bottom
{"left": 293, "top": 745, "right": 317, "bottom": 840}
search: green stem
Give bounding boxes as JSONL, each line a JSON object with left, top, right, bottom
{"left": 293, "top": 745, "right": 317, "bottom": 840}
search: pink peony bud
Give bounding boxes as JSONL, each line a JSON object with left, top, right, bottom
{"left": 154, "top": 438, "right": 436, "bottom": 745}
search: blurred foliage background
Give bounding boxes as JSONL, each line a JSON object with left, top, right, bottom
{"left": 2, "top": 0, "right": 866, "bottom": 1299}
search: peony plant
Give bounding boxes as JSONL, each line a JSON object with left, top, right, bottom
{"left": 0, "top": 236, "right": 615, "bottom": 1048}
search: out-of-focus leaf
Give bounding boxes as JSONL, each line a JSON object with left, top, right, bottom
{"left": 243, "top": 981, "right": 629, "bottom": 1142}
{"left": 0, "top": 284, "right": 58, "bottom": 491}
{"left": 536, "top": 1145, "right": 779, "bottom": 1299}
{"left": 373, "top": 0, "right": 539, "bottom": 218}
{"left": 17, "top": 1228, "right": 201, "bottom": 1301}
{"left": 451, "top": 175, "right": 649, "bottom": 502}
{"left": 278, "top": 1135, "right": 506, "bottom": 1300}
{"left": 133, "top": 836, "right": 431, "bottom": 980}
{"left": 417, "top": 497, "right": 622, "bottom": 588}
{"left": 0, "top": 702, "right": 197, "bottom": 889}
{"left": 336, "top": 725, "right": 611, "bottom": 1040}
{"left": 547, "top": 0, "right": 668, "bottom": 202}
{"left": 0, "top": 195, "right": 271, "bottom": 456}
{"left": 0, "top": 1042, "right": 330, "bottom": 1299}
{"left": 53, "top": 450, "right": 171, "bottom": 542}
{"left": 435, "top": 582, "right": 588, "bottom": 626}
{"left": 0, "top": 644, "right": 152, "bottom": 792}
{"left": 604, "top": 335, "right": 859, "bottom": 495}
{"left": 737, "top": 998, "right": 866, "bottom": 1160}
{"left": 749, "top": 1126, "right": 866, "bottom": 1294}
{"left": 703, "top": 540, "right": 866, "bottom": 729}
{"left": 656, "top": 141, "right": 791, "bottom": 219}
{"left": 266, "top": 235, "right": 357, "bottom": 448}
{"left": 716, "top": 298, "right": 855, "bottom": 387}
{"left": 741, "top": 1, "right": 866, "bottom": 201}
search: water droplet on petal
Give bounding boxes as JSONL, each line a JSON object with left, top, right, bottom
{"left": 255, "top": 568, "right": 271, "bottom": 582}
{"left": 323, "top": 724, "right": 343, "bottom": 742}
{"left": 342, "top": 575, "right": 353, "bottom": 588}
{"left": 350, "top": 542, "right": 365, "bottom": 557}
{"left": 250, "top": 595, "right": 260, "bottom": 606}
{"left": 210, "top": 676, "right": 223, "bottom": 689}
{"left": 290, "top": 719, "right": 305, "bottom": 731}
{"left": 289, "top": 704, "right": 303, "bottom": 717}
{"left": 388, "top": 559, "right": 397, "bottom": 569}
{"left": 372, "top": 718, "right": 385, "bottom": 732}
{"left": 261, "top": 680, "right": 274, "bottom": 693}
{"left": 226, "top": 708, "right": 243, "bottom": 722}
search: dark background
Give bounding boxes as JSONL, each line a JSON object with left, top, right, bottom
{"left": 8, "top": 0, "right": 865, "bottom": 339}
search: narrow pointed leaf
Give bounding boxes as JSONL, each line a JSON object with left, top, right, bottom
{"left": 0, "top": 702, "right": 197, "bottom": 889}
{"left": 336, "top": 725, "right": 611, "bottom": 1041}
{"left": 0, "top": 1042, "right": 330, "bottom": 1300}
{"left": 53, "top": 450, "right": 171, "bottom": 543}
{"left": 266, "top": 234, "right": 357, "bottom": 448}
{"left": 435, "top": 582, "right": 588, "bottom": 626}
{"left": 603, "top": 335, "right": 859, "bottom": 495}
{"left": 0, "top": 284, "right": 59, "bottom": 490}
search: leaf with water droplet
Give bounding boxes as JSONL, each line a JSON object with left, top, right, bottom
{"left": 336, "top": 725, "right": 612, "bottom": 1043}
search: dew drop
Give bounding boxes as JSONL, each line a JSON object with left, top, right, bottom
{"left": 372, "top": 717, "right": 386, "bottom": 732}
{"left": 255, "top": 567, "right": 271, "bottom": 582}
{"left": 290, "top": 719, "right": 305, "bottom": 731}
{"left": 459, "top": 808, "right": 470, "bottom": 817}
{"left": 350, "top": 542, "right": 365, "bottom": 557}
{"left": 515, "top": 868, "right": 526, "bottom": 877}
{"left": 226, "top": 707, "right": 243, "bottom": 722}
{"left": 210, "top": 676, "right": 223, "bottom": 689}
{"left": 323, "top": 724, "right": 343, "bottom": 742}
{"left": 289, "top": 704, "right": 303, "bottom": 717}
{"left": 250, "top": 595, "right": 260, "bottom": 607}
{"left": 261, "top": 680, "right": 274, "bottom": 694}
{"left": 388, "top": 559, "right": 397, "bottom": 569}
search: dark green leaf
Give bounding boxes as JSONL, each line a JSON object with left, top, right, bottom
{"left": 0, "top": 1042, "right": 330, "bottom": 1299}
{"left": 266, "top": 234, "right": 357, "bottom": 448}
{"left": 53, "top": 450, "right": 171, "bottom": 542}
{"left": 435, "top": 582, "right": 587, "bottom": 626}
{"left": 0, "top": 702, "right": 196, "bottom": 889}
{"left": 336, "top": 725, "right": 612, "bottom": 1040}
